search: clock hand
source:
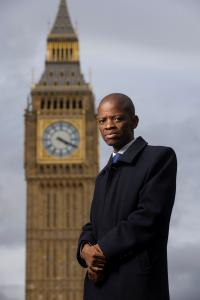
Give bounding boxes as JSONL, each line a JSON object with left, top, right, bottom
{"left": 57, "top": 137, "right": 78, "bottom": 148}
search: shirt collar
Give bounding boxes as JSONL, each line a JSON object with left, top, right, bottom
{"left": 99, "top": 136, "right": 148, "bottom": 176}
{"left": 112, "top": 138, "right": 135, "bottom": 157}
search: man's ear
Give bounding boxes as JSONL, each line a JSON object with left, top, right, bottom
{"left": 132, "top": 115, "right": 139, "bottom": 129}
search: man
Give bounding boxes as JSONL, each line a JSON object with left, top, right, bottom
{"left": 77, "top": 93, "right": 177, "bottom": 300}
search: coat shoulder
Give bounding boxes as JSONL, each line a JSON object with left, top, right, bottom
{"left": 141, "top": 144, "right": 177, "bottom": 179}
{"left": 143, "top": 144, "right": 177, "bottom": 162}
{"left": 145, "top": 144, "right": 176, "bottom": 156}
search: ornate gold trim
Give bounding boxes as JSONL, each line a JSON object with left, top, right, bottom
{"left": 37, "top": 116, "right": 85, "bottom": 164}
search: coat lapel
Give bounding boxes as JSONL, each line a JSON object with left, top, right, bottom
{"left": 119, "top": 136, "right": 148, "bottom": 164}
{"left": 99, "top": 136, "right": 148, "bottom": 176}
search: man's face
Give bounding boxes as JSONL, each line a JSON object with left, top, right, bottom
{"left": 97, "top": 99, "right": 138, "bottom": 152}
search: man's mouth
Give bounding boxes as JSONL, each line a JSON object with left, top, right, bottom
{"left": 105, "top": 133, "right": 119, "bottom": 139}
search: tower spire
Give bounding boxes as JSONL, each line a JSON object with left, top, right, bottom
{"left": 49, "top": 0, "right": 77, "bottom": 39}
{"left": 38, "top": 0, "right": 86, "bottom": 86}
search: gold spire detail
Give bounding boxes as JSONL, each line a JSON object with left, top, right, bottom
{"left": 46, "top": 0, "right": 79, "bottom": 63}
{"left": 49, "top": 0, "right": 77, "bottom": 39}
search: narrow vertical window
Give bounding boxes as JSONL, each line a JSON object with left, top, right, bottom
{"left": 52, "top": 49, "right": 55, "bottom": 60}
{"left": 41, "top": 99, "right": 45, "bottom": 109}
{"left": 53, "top": 243, "right": 56, "bottom": 278}
{"left": 71, "top": 244, "right": 76, "bottom": 277}
{"left": 46, "top": 242, "right": 50, "bottom": 278}
{"left": 61, "top": 48, "right": 64, "bottom": 60}
{"left": 66, "top": 100, "right": 69, "bottom": 109}
{"left": 66, "top": 48, "right": 69, "bottom": 60}
{"left": 54, "top": 100, "right": 57, "bottom": 109}
{"left": 66, "top": 242, "right": 69, "bottom": 278}
{"left": 66, "top": 190, "right": 69, "bottom": 229}
{"left": 60, "top": 99, "right": 63, "bottom": 109}
{"left": 78, "top": 183, "right": 83, "bottom": 228}
{"left": 46, "top": 193, "right": 50, "bottom": 228}
{"left": 47, "top": 100, "right": 51, "bottom": 109}
{"left": 78, "top": 100, "right": 82, "bottom": 109}
{"left": 72, "top": 184, "right": 76, "bottom": 228}
{"left": 57, "top": 49, "right": 60, "bottom": 61}
{"left": 72, "top": 100, "right": 76, "bottom": 109}
{"left": 53, "top": 193, "right": 57, "bottom": 228}
{"left": 70, "top": 48, "right": 73, "bottom": 59}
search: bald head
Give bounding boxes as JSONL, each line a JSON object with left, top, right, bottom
{"left": 97, "top": 93, "right": 139, "bottom": 151}
{"left": 98, "top": 93, "right": 136, "bottom": 116}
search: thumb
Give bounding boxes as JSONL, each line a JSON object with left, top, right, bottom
{"left": 94, "top": 244, "right": 105, "bottom": 256}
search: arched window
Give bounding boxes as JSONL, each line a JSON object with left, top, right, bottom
{"left": 57, "top": 49, "right": 60, "bottom": 61}
{"left": 46, "top": 193, "right": 51, "bottom": 228}
{"left": 61, "top": 48, "right": 64, "bottom": 60}
{"left": 70, "top": 48, "right": 73, "bottom": 58}
{"left": 72, "top": 100, "right": 76, "bottom": 109}
{"left": 78, "top": 100, "right": 82, "bottom": 109}
{"left": 52, "top": 49, "right": 55, "bottom": 60}
{"left": 41, "top": 99, "right": 45, "bottom": 109}
{"left": 60, "top": 99, "right": 63, "bottom": 109}
{"left": 54, "top": 100, "right": 57, "bottom": 109}
{"left": 47, "top": 100, "right": 51, "bottom": 109}
{"left": 66, "top": 100, "right": 69, "bottom": 109}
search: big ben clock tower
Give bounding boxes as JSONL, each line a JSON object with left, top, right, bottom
{"left": 24, "top": 1, "right": 98, "bottom": 300}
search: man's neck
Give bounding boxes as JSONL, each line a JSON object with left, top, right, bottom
{"left": 113, "top": 138, "right": 135, "bottom": 155}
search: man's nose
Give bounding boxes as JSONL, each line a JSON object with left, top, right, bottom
{"left": 105, "top": 118, "right": 115, "bottom": 129}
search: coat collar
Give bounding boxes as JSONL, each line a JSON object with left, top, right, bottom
{"left": 118, "top": 136, "right": 148, "bottom": 163}
{"left": 99, "top": 136, "right": 148, "bottom": 175}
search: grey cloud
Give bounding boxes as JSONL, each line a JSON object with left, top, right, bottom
{"left": 0, "top": 180, "right": 25, "bottom": 246}
{"left": 169, "top": 244, "right": 200, "bottom": 300}
{"left": 2, "top": 0, "right": 200, "bottom": 59}
{"left": 0, "top": 290, "right": 17, "bottom": 300}
{"left": 69, "top": 0, "right": 200, "bottom": 55}
{"left": 0, "top": 286, "right": 23, "bottom": 300}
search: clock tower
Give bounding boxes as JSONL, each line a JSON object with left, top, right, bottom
{"left": 24, "top": 1, "right": 98, "bottom": 300}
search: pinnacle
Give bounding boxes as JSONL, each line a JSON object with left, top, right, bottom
{"left": 49, "top": 0, "right": 77, "bottom": 38}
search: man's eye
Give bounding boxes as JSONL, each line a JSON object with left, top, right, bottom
{"left": 114, "top": 117, "right": 122, "bottom": 122}
{"left": 98, "top": 119, "right": 105, "bottom": 124}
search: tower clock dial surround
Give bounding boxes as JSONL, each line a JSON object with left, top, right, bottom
{"left": 43, "top": 121, "right": 80, "bottom": 157}
{"left": 37, "top": 117, "right": 85, "bottom": 164}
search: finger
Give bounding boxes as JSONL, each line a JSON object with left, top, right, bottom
{"left": 93, "top": 255, "right": 107, "bottom": 261}
{"left": 88, "top": 266, "right": 100, "bottom": 273}
{"left": 90, "top": 266, "right": 104, "bottom": 273}
{"left": 93, "top": 248, "right": 105, "bottom": 255}
{"left": 87, "top": 269, "right": 96, "bottom": 278}
{"left": 93, "top": 255, "right": 106, "bottom": 261}
{"left": 88, "top": 272, "right": 98, "bottom": 282}
{"left": 90, "top": 256, "right": 106, "bottom": 264}
{"left": 90, "top": 271, "right": 104, "bottom": 283}
{"left": 94, "top": 244, "right": 104, "bottom": 254}
{"left": 92, "top": 261, "right": 106, "bottom": 268}
{"left": 88, "top": 273, "right": 95, "bottom": 280}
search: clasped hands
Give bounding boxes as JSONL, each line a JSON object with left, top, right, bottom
{"left": 81, "top": 243, "right": 107, "bottom": 283}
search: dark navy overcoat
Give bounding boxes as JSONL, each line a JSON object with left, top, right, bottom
{"left": 77, "top": 136, "right": 177, "bottom": 300}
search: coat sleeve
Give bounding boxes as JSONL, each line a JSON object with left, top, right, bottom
{"left": 98, "top": 147, "right": 177, "bottom": 259}
{"left": 76, "top": 213, "right": 97, "bottom": 267}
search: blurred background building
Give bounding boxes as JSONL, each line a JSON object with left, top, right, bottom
{"left": 24, "top": 1, "right": 98, "bottom": 299}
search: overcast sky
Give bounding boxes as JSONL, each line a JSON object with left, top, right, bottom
{"left": 0, "top": 0, "right": 200, "bottom": 299}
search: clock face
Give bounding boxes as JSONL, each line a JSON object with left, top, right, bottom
{"left": 43, "top": 122, "right": 80, "bottom": 157}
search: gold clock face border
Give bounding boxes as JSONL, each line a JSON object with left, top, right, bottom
{"left": 37, "top": 117, "right": 85, "bottom": 164}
